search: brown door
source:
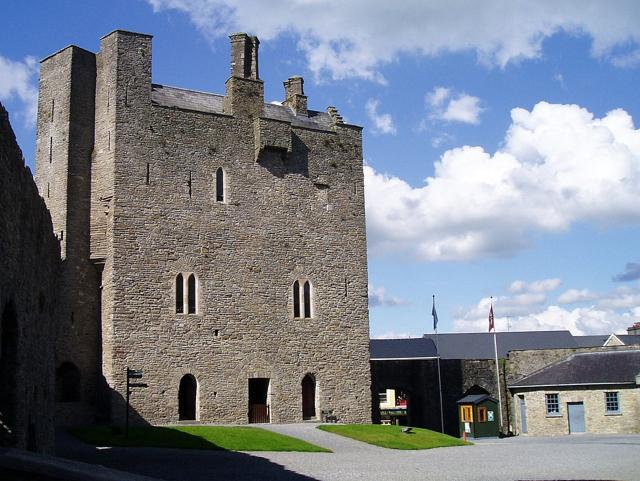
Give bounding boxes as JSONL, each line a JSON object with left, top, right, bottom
{"left": 302, "top": 374, "right": 316, "bottom": 420}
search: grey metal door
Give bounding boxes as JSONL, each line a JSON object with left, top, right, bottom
{"left": 519, "top": 396, "right": 527, "bottom": 434}
{"left": 567, "top": 402, "right": 585, "bottom": 433}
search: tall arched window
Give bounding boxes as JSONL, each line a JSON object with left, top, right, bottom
{"left": 175, "top": 274, "right": 184, "bottom": 314}
{"left": 293, "top": 281, "right": 300, "bottom": 318}
{"left": 175, "top": 272, "right": 197, "bottom": 314}
{"left": 216, "top": 167, "right": 225, "bottom": 202}
{"left": 303, "top": 281, "right": 311, "bottom": 318}
{"left": 293, "top": 279, "right": 312, "bottom": 319}
{"left": 187, "top": 274, "right": 196, "bottom": 314}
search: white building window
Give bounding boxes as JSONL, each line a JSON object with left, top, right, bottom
{"left": 605, "top": 392, "right": 620, "bottom": 413}
{"left": 545, "top": 393, "right": 560, "bottom": 415}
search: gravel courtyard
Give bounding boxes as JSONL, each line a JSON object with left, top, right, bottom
{"left": 57, "top": 423, "right": 640, "bottom": 481}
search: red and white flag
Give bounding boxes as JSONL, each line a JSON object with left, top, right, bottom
{"left": 488, "top": 305, "right": 495, "bottom": 332}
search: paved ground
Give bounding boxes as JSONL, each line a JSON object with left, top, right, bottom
{"left": 57, "top": 424, "right": 640, "bottom": 481}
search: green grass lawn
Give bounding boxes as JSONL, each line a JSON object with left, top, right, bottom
{"left": 317, "top": 424, "right": 471, "bottom": 450}
{"left": 70, "top": 426, "right": 331, "bottom": 452}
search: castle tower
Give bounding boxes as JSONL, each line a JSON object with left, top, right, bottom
{"left": 35, "top": 45, "right": 101, "bottom": 425}
{"left": 36, "top": 30, "right": 371, "bottom": 427}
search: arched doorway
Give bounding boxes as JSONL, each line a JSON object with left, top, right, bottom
{"left": 56, "top": 362, "right": 81, "bottom": 402}
{"left": 301, "top": 374, "right": 316, "bottom": 420}
{"left": 178, "top": 374, "right": 197, "bottom": 421}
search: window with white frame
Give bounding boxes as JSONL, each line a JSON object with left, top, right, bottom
{"left": 175, "top": 273, "right": 197, "bottom": 314}
{"left": 545, "top": 393, "right": 560, "bottom": 415}
{"left": 605, "top": 392, "right": 620, "bottom": 413}
{"left": 293, "top": 279, "right": 312, "bottom": 318}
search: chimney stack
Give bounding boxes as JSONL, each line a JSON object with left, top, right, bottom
{"left": 283, "top": 76, "right": 308, "bottom": 116}
{"left": 229, "top": 33, "right": 259, "bottom": 80}
{"left": 224, "top": 33, "right": 264, "bottom": 118}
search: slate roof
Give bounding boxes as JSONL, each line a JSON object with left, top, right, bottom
{"left": 572, "top": 334, "right": 640, "bottom": 347}
{"left": 509, "top": 350, "right": 640, "bottom": 388}
{"left": 151, "top": 83, "right": 337, "bottom": 131}
{"left": 422, "top": 331, "right": 577, "bottom": 359}
{"left": 457, "top": 394, "right": 497, "bottom": 405}
{"left": 619, "top": 335, "right": 640, "bottom": 345}
{"left": 369, "top": 338, "right": 438, "bottom": 360}
{"left": 573, "top": 334, "right": 613, "bottom": 347}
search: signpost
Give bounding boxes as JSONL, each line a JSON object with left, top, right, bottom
{"left": 125, "top": 368, "right": 147, "bottom": 436}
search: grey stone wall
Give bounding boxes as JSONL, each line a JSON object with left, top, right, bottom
{"left": 0, "top": 103, "right": 59, "bottom": 453}
{"left": 35, "top": 29, "right": 372, "bottom": 426}
{"left": 35, "top": 45, "right": 102, "bottom": 426}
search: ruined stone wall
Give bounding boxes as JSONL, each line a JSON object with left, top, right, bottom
{"left": 0, "top": 103, "right": 60, "bottom": 453}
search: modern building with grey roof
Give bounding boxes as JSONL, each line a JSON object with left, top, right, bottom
{"left": 509, "top": 350, "right": 640, "bottom": 436}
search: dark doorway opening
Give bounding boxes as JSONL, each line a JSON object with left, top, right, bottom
{"left": 178, "top": 374, "right": 197, "bottom": 421}
{"left": 56, "top": 362, "right": 81, "bottom": 402}
{"left": 302, "top": 374, "right": 316, "bottom": 420}
{"left": 248, "top": 378, "right": 270, "bottom": 423}
{"left": 0, "top": 301, "right": 18, "bottom": 437}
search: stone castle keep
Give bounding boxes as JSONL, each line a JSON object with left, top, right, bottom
{"left": 32, "top": 29, "right": 371, "bottom": 428}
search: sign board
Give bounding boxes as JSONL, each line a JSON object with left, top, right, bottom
{"left": 127, "top": 369, "right": 144, "bottom": 379}
{"left": 380, "top": 409, "right": 407, "bottom": 416}
{"left": 464, "top": 422, "right": 471, "bottom": 433}
{"left": 488, "top": 411, "right": 494, "bottom": 422}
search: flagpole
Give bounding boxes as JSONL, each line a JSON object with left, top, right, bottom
{"left": 490, "top": 297, "right": 504, "bottom": 434}
{"left": 433, "top": 295, "right": 444, "bottom": 433}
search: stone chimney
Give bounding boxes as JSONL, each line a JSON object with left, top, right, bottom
{"left": 283, "top": 76, "right": 307, "bottom": 116}
{"left": 229, "top": 33, "right": 259, "bottom": 79}
{"left": 224, "top": 33, "right": 264, "bottom": 118}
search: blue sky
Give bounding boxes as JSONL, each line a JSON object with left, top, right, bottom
{"left": 2, "top": 1, "right": 640, "bottom": 337}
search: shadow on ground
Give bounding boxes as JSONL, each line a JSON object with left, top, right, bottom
{"left": 57, "top": 428, "right": 321, "bottom": 481}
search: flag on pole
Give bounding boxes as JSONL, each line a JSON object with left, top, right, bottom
{"left": 488, "top": 304, "right": 495, "bottom": 332}
{"left": 432, "top": 296, "right": 438, "bottom": 331}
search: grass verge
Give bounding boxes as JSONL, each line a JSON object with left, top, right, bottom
{"left": 317, "top": 424, "right": 471, "bottom": 450}
{"left": 70, "top": 426, "right": 331, "bottom": 452}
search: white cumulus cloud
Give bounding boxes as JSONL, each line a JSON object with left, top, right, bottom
{"left": 0, "top": 55, "right": 38, "bottom": 126}
{"left": 368, "top": 283, "right": 404, "bottom": 307}
{"left": 453, "top": 281, "right": 638, "bottom": 335}
{"left": 509, "top": 279, "right": 561, "bottom": 294}
{"left": 146, "top": 0, "right": 640, "bottom": 81}
{"left": 365, "top": 99, "right": 397, "bottom": 135}
{"left": 365, "top": 102, "right": 640, "bottom": 261}
{"left": 427, "top": 87, "right": 483, "bottom": 125}
{"left": 557, "top": 288, "right": 600, "bottom": 304}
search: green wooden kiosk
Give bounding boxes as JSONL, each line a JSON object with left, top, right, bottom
{"left": 457, "top": 394, "right": 500, "bottom": 438}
